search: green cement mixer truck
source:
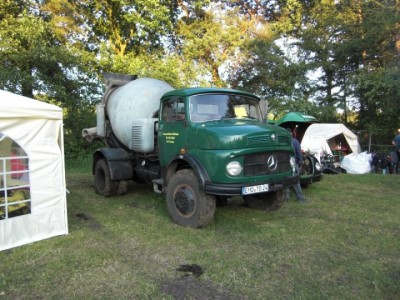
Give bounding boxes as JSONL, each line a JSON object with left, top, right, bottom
{"left": 82, "top": 73, "right": 298, "bottom": 228}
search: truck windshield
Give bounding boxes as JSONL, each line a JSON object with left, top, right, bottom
{"left": 189, "top": 94, "right": 262, "bottom": 123}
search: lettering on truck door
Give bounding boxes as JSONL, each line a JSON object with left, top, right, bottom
{"left": 158, "top": 97, "right": 188, "bottom": 166}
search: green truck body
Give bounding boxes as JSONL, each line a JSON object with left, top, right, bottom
{"left": 83, "top": 75, "right": 298, "bottom": 228}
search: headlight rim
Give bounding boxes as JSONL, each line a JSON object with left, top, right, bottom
{"left": 226, "top": 161, "right": 243, "bottom": 176}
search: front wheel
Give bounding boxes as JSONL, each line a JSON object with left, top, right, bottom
{"left": 243, "top": 190, "right": 285, "bottom": 211}
{"left": 166, "top": 169, "right": 216, "bottom": 228}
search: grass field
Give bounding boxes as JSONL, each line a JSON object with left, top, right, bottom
{"left": 1, "top": 170, "right": 399, "bottom": 299}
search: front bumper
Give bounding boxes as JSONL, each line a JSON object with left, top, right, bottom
{"left": 205, "top": 174, "right": 299, "bottom": 196}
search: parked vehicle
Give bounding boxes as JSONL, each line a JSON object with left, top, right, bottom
{"left": 273, "top": 112, "right": 323, "bottom": 187}
{"left": 82, "top": 74, "right": 298, "bottom": 228}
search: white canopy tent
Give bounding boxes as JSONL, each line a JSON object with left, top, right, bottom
{"left": 0, "top": 90, "right": 68, "bottom": 251}
{"left": 301, "top": 123, "right": 362, "bottom": 159}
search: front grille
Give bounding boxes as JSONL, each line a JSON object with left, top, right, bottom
{"left": 277, "top": 135, "right": 290, "bottom": 144}
{"left": 247, "top": 135, "right": 269, "bottom": 145}
{"left": 243, "top": 151, "right": 292, "bottom": 176}
{"left": 247, "top": 134, "right": 291, "bottom": 146}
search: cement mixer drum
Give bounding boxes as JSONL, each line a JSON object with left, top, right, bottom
{"left": 105, "top": 78, "right": 174, "bottom": 151}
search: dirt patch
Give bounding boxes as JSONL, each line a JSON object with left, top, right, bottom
{"left": 75, "top": 213, "right": 91, "bottom": 221}
{"left": 67, "top": 176, "right": 93, "bottom": 187}
{"left": 128, "top": 202, "right": 140, "bottom": 208}
{"left": 161, "top": 265, "right": 247, "bottom": 300}
{"left": 162, "top": 276, "right": 247, "bottom": 300}
{"left": 74, "top": 212, "right": 102, "bottom": 230}
{"left": 176, "top": 264, "right": 204, "bottom": 278}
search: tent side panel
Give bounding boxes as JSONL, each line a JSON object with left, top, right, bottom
{"left": 1, "top": 111, "right": 67, "bottom": 251}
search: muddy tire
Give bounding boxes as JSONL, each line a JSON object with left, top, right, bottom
{"left": 166, "top": 169, "right": 216, "bottom": 228}
{"left": 94, "top": 159, "right": 117, "bottom": 196}
{"left": 243, "top": 190, "right": 284, "bottom": 211}
{"left": 116, "top": 180, "right": 128, "bottom": 195}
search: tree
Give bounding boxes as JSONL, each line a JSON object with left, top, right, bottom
{"left": 270, "top": 0, "right": 400, "bottom": 137}
{"left": 347, "top": 1, "right": 400, "bottom": 144}
{"left": 70, "top": 0, "right": 184, "bottom": 83}
{"left": 0, "top": 0, "right": 99, "bottom": 159}
{"left": 171, "top": 1, "right": 285, "bottom": 88}
{"left": 1, "top": 0, "right": 398, "bottom": 160}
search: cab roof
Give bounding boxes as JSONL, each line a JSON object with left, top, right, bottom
{"left": 161, "top": 87, "right": 260, "bottom": 101}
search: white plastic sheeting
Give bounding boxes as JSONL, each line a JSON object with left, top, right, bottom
{"left": 341, "top": 151, "right": 372, "bottom": 174}
{"left": 301, "top": 123, "right": 361, "bottom": 158}
{"left": 0, "top": 90, "right": 68, "bottom": 251}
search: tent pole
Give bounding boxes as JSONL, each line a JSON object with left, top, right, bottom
{"left": 368, "top": 131, "right": 371, "bottom": 152}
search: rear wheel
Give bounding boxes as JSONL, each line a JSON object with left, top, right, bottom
{"left": 243, "top": 190, "right": 285, "bottom": 211}
{"left": 94, "top": 159, "right": 117, "bottom": 196}
{"left": 166, "top": 169, "right": 216, "bottom": 228}
{"left": 116, "top": 180, "right": 128, "bottom": 195}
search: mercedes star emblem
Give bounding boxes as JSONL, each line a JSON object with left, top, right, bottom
{"left": 267, "top": 155, "right": 278, "bottom": 171}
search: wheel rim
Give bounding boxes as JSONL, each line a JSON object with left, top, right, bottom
{"left": 173, "top": 184, "right": 196, "bottom": 218}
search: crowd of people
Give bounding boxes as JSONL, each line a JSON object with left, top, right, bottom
{"left": 371, "top": 128, "right": 400, "bottom": 174}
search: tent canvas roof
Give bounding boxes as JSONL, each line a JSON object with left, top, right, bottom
{"left": 0, "top": 90, "right": 68, "bottom": 251}
{"left": 301, "top": 123, "right": 361, "bottom": 156}
{"left": 0, "top": 90, "right": 62, "bottom": 119}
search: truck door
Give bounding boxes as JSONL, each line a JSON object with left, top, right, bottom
{"left": 158, "top": 97, "right": 188, "bottom": 167}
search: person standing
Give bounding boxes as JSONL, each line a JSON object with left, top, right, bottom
{"left": 284, "top": 128, "right": 306, "bottom": 202}
{"left": 392, "top": 129, "right": 400, "bottom": 173}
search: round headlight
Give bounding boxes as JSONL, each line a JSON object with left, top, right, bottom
{"left": 290, "top": 156, "right": 296, "bottom": 173}
{"left": 290, "top": 156, "right": 296, "bottom": 168}
{"left": 315, "top": 161, "right": 322, "bottom": 171}
{"left": 226, "top": 161, "right": 243, "bottom": 176}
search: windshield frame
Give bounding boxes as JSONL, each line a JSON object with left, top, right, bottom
{"left": 188, "top": 93, "right": 263, "bottom": 123}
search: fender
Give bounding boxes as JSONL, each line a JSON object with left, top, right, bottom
{"left": 166, "top": 153, "right": 211, "bottom": 192}
{"left": 93, "top": 148, "right": 133, "bottom": 180}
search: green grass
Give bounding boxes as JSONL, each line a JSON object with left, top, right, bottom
{"left": 1, "top": 171, "right": 400, "bottom": 299}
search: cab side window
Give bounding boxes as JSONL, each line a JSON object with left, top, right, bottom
{"left": 162, "top": 97, "right": 185, "bottom": 122}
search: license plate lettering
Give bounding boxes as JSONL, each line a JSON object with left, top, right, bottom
{"left": 242, "top": 184, "right": 269, "bottom": 195}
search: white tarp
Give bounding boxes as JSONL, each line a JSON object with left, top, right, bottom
{"left": 0, "top": 90, "right": 68, "bottom": 251}
{"left": 301, "top": 123, "right": 362, "bottom": 158}
{"left": 340, "top": 151, "right": 372, "bottom": 174}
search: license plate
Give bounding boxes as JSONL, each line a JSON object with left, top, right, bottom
{"left": 242, "top": 184, "right": 269, "bottom": 195}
